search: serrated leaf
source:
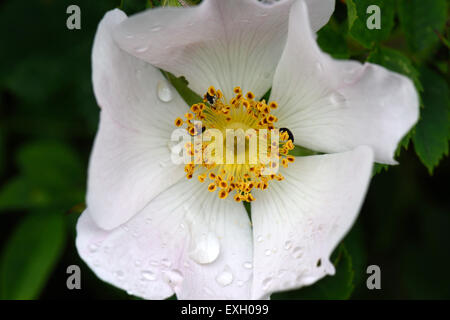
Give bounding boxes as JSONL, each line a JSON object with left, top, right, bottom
{"left": 347, "top": 0, "right": 395, "bottom": 48}
{"left": 397, "top": 0, "right": 448, "bottom": 53}
{"left": 413, "top": 68, "right": 449, "bottom": 174}
{"left": 0, "top": 212, "right": 66, "bottom": 299}
{"left": 272, "top": 244, "right": 354, "bottom": 300}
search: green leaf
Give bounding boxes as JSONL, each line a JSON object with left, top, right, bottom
{"left": 0, "top": 177, "right": 52, "bottom": 211}
{"left": 317, "top": 20, "right": 350, "bottom": 59}
{"left": 162, "top": 71, "right": 203, "bottom": 107}
{"left": 0, "top": 141, "right": 85, "bottom": 212}
{"left": 347, "top": 0, "right": 395, "bottom": 48}
{"left": 16, "top": 141, "right": 84, "bottom": 190}
{"left": 0, "top": 212, "right": 66, "bottom": 299}
{"left": 272, "top": 244, "right": 354, "bottom": 299}
{"left": 397, "top": 0, "right": 448, "bottom": 53}
{"left": 290, "top": 145, "right": 318, "bottom": 157}
{"left": 413, "top": 68, "right": 449, "bottom": 174}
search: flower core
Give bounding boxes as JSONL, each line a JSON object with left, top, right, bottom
{"left": 174, "top": 86, "right": 295, "bottom": 202}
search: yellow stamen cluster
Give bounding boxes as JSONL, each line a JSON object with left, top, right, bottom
{"left": 174, "top": 86, "right": 295, "bottom": 202}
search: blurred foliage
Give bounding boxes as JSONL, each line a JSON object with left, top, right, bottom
{"left": 0, "top": 0, "right": 448, "bottom": 300}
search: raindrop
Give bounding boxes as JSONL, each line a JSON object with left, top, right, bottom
{"left": 150, "top": 260, "right": 159, "bottom": 266}
{"left": 277, "top": 269, "right": 287, "bottom": 277}
{"left": 203, "top": 287, "right": 214, "bottom": 295}
{"left": 157, "top": 80, "right": 174, "bottom": 102}
{"left": 189, "top": 232, "right": 220, "bottom": 264}
{"left": 329, "top": 92, "right": 346, "bottom": 106}
{"left": 115, "top": 270, "right": 125, "bottom": 280}
{"left": 141, "top": 270, "right": 156, "bottom": 281}
{"left": 151, "top": 25, "right": 162, "bottom": 32}
{"left": 315, "top": 62, "right": 323, "bottom": 72}
{"left": 243, "top": 262, "right": 253, "bottom": 269}
{"left": 135, "top": 46, "right": 148, "bottom": 53}
{"left": 284, "top": 240, "right": 293, "bottom": 250}
{"left": 292, "top": 246, "right": 303, "bottom": 259}
{"left": 159, "top": 160, "right": 167, "bottom": 168}
{"left": 262, "top": 277, "right": 272, "bottom": 290}
{"left": 216, "top": 268, "right": 233, "bottom": 287}
{"left": 88, "top": 243, "right": 99, "bottom": 253}
{"left": 164, "top": 270, "right": 184, "bottom": 288}
{"left": 264, "top": 249, "right": 272, "bottom": 256}
{"left": 256, "top": 235, "right": 264, "bottom": 243}
{"left": 161, "top": 258, "right": 172, "bottom": 268}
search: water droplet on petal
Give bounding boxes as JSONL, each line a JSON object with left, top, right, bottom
{"left": 141, "top": 270, "right": 156, "bottom": 281}
{"left": 159, "top": 160, "right": 167, "bottom": 168}
{"left": 88, "top": 243, "right": 99, "bottom": 253}
{"left": 292, "top": 246, "right": 303, "bottom": 259}
{"left": 256, "top": 235, "right": 263, "bottom": 243}
{"left": 151, "top": 25, "right": 162, "bottom": 32}
{"left": 216, "top": 267, "right": 233, "bottom": 287}
{"left": 115, "top": 270, "right": 125, "bottom": 280}
{"left": 284, "top": 240, "right": 293, "bottom": 250}
{"left": 189, "top": 232, "right": 220, "bottom": 264}
{"left": 135, "top": 46, "right": 148, "bottom": 53}
{"left": 164, "top": 270, "right": 183, "bottom": 289}
{"left": 157, "top": 80, "right": 173, "bottom": 102}
{"left": 161, "top": 258, "right": 172, "bottom": 268}
{"left": 264, "top": 249, "right": 272, "bottom": 256}
{"left": 243, "top": 262, "right": 253, "bottom": 269}
{"left": 329, "top": 92, "right": 346, "bottom": 106}
{"left": 316, "top": 62, "right": 323, "bottom": 72}
{"left": 262, "top": 277, "right": 272, "bottom": 290}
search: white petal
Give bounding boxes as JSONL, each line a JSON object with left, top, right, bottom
{"left": 271, "top": 1, "right": 419, "bottom": 164}
{"left": 250, "top": 146, "right": 374, "bottom": 299}
{"left": 113, "top": 0, "right": 295, "bottom": 101}
{"left": 89, "top": 9, "right": 189, "bottom": 229}
{"left": 77, "top": 179, "right": 253, "bottom": 300}
{"left": 303, "top": 0, "right": 335, "bottom": 32}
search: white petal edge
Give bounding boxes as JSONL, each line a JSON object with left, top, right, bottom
{"left": 88, "top": 9, "right": 188, "bottom": 229}
{"left": 113, "top": 0, "right": 296, "bottom": 101}
{"left": 77, "top": 178, "right": 253, "bottom": 300}
{"left": 271, "top": 0, "right": 419, "bottom": 164}
{"left": 250, "top": 146, "right": 374, "bottom": 299}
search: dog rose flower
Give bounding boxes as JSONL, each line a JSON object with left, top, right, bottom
{"left": 76, "top": 0, "right": 418, "bottom": 299}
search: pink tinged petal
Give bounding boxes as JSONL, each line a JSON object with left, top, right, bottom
{"left": 89, "top": 9, "right": 189, "bottom": 230}
{"left": 113, "top": 0, "right": 296, "bottom": 101}
{"left": 77, "top": 179, "right": 253, "bottom": 300}
{"left": 250, "top": 146, "right": 374, "bottom": 299}
{"left": 271, "top": 0, "right": 419, "bottom": 164}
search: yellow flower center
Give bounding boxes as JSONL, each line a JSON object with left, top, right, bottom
{"left": 174, "top": 86, "right": 295, "bottom": 202}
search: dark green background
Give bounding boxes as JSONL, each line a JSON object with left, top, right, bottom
{"left": 0, "top": 0, "right": 448, "bottom": 300}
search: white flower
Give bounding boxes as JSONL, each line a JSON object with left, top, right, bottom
{"left": 76, "top": 0, "right": 419, "bottom": 299}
